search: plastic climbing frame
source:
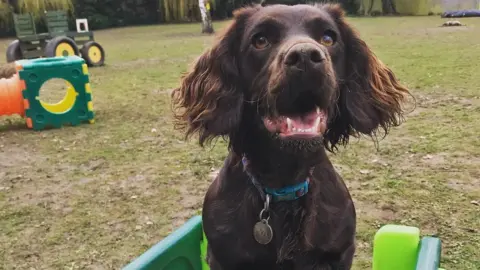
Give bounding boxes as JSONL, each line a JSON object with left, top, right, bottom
{"left": 0, "top": 56, "right": 94, "bottom": 131}
{"left": 123, "top": 216, "right": 444, "bottom": 270}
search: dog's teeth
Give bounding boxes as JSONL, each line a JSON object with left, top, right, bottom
{"left": 287, "top": 118, "right": 292, "bottom": 131}
{"left": 316, "top": 107, "right": 320, "bottom": 114}
{"left": 314, "top": 116, "right": 321, "bottom": 129}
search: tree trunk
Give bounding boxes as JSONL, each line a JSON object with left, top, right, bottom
{"left": 199, "top": 0, "right": 214, "bottom": 34}
{"left": 382, "top": 0, "right": 397, "bottom": 15}
{"left": 368, "top": 0, "right": 375, "bottom": 14}
{"left": 7, "top": 0, "right": 20, "bottom": 13}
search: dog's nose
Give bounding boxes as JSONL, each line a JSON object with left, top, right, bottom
{"left": 284, "top": 43, "right": 326, "bottom": 71}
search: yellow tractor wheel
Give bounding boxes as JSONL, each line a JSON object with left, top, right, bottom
{"left": 80, "top": 41, "right": 105, "bottom": 67}
{"left": 44, "top": 36, "right": 79, "bottom": 58}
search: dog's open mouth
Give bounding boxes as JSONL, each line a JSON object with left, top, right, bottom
{"left": 263, "top": 107, "right": 327, "bottom": 138}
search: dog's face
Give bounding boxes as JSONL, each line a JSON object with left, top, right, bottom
{"left": 172, "top": 4, "right": 410, "bottom": 153}
{"left": 237, "top": 5, "right": 343, "bottom": 148}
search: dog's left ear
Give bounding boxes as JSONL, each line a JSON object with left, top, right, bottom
{"left": 321, "top": 4, "right": 411, "bottom": 148}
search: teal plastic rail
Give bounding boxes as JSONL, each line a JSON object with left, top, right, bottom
{"left": 124, "top": 216, "right": 443, "bottom": 270}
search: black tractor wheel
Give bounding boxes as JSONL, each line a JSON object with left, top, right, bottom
{"left": 44, "top": 36, "right": 80, "bottom": 58}
{"left": 6, "top": 40, "right": 23, "bottom": 63}
{"left": 80, "top": 41, "right": 105, "bottom": 67}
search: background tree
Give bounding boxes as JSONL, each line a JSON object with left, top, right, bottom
{"left": 5, "top": 0, "right": 73, "bottom": 17}
{"left": 381, "top": 0, "right": 397, "bottom": 14}
{"left": 199, "top": 0, "right": 213, "bottom": 33}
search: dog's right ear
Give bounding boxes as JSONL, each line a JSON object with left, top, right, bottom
{"left": 172, "top": 6, "right": 260, "bottom": 146}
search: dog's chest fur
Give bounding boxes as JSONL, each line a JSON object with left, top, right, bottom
{"left": 269, "top": 201, "right": 309, "bottom": 261}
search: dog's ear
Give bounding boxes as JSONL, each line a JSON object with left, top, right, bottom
{"left": 172, "top": 6, "right": 260, "bottom": 146}
{"left": 321, "top": 4, "right": 410, "bottom": 149}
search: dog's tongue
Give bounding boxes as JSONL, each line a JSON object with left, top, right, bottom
{"left": 263, "top": 108, "right": 327, "bottom": 137}
{"left": 281, "top": 110, "right": 320, "bottom": 134}
{"left": 286, "top": 111, "right": 318, "bottom": 130}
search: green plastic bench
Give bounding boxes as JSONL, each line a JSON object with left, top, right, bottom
{"left": 123, "top": 215, "right": 443, "bottom": 270}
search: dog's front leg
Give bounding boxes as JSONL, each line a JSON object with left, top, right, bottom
{"left": 206, "top": 246, "right": 226, "bottom": 270}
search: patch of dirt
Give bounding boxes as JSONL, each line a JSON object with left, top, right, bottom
{"left": 414, "top": 93, "right": 480, "bottom": 109}
{"left": 421, "top": 153, "right": 448, "bottom": 166}
{"left": 170, "top": 176, "right": 207, "bottom": 228}
{"left": 452, "top": 153, "right": 480, "bottom": 166}
{"left": 0, "top": 144, "right": 44, "bottom": 168}
{"left": 354, "top": 200, "right": 399, "bottom": 222}
{"left": 170, "top": 168, "right": 219, "bottom": 228}
{"left": 447, "top": 177, "right": 480, "bottom": 192}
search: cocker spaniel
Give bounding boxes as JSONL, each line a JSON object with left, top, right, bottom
{"left": 172, "top": 3, "right": 410, "bottom": 270}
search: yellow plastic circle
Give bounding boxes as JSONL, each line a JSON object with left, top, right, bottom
{"left": 88, "top": 45, "right": 102, "bottom": 64}
{"left": 55, "top": 42, "right": 75, "bottom": 57}
{"left": 38, "top": 82, "right": 78, "bottom": 114}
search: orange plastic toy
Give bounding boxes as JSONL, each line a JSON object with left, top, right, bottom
{"left": 0, "top": 70, "right": 26, "bottom": 117}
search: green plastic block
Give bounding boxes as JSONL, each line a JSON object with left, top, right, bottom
{"left": 200, "top": 229, "right": 210, "bottom": 270}
{"left": 123, "top": 215, "right": 204, "bottom": 270}
{"left": 415, "top": 237, "right": 442, "bottom": 270}
{"left": 17, "top": 56, "right": 94, "bottom": 130}
{"left": 372, "top": 224, "right": 420, "bottom": 270}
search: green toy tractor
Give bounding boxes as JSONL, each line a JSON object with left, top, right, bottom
{"left": 6, "top": 11, "right": 105, "bottom": 67}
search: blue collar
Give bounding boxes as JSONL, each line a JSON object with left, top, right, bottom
{"left": 241, "top": 156, "right": 310, "bottom": 202}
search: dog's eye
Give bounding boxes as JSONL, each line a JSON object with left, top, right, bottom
{"left": 252, "top": 34, "right": 270, "bottom": 49}
{"left": 319, "top": 33, "right": 335, "bottom": 47}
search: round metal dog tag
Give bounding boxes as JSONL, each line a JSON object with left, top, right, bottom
{"left": 253, "top": 219, "right": 273, "bottom": 245}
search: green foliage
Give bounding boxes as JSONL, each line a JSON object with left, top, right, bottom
{"left": 0, "top": 0, "right": 74, "bottom": 36}
{"left": 0, "top": 2, "right": 13, "bottom": 33}
{"left": 73, "top": 0, "right": 159, "bottom": 29}
{"left": 18, "top": 0, "right": 74, "bottom": 17}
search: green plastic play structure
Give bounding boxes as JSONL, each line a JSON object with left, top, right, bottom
{"left": 0, "top": 56, "right": 94, "bottom": 131}
{"left": 18, "top": 56, "right": 94, "bottom": 130}
{"left": 123, "top": 215, "right": 444, "bottom": 270}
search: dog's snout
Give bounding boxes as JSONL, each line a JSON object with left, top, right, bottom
{"left": 284, "top": 43, "right": 325, "bottom": 71}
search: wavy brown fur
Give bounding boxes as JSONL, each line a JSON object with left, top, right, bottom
{"left": 171, "top": 7, "right": 257, "bottom": 146}
{"left": 321, "top": 4, "right": 410, "bottom": 150}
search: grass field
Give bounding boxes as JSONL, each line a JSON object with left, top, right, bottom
{"left": 0, "top": 15, "right": 479, "bottom": 270}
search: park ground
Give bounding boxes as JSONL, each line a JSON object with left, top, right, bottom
{"left": 0, "top": 15, "right": 479, "bottom": 270}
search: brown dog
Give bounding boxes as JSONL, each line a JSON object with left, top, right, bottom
{"left": 172, "top": 4, "right": 409, "bottom": 269}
